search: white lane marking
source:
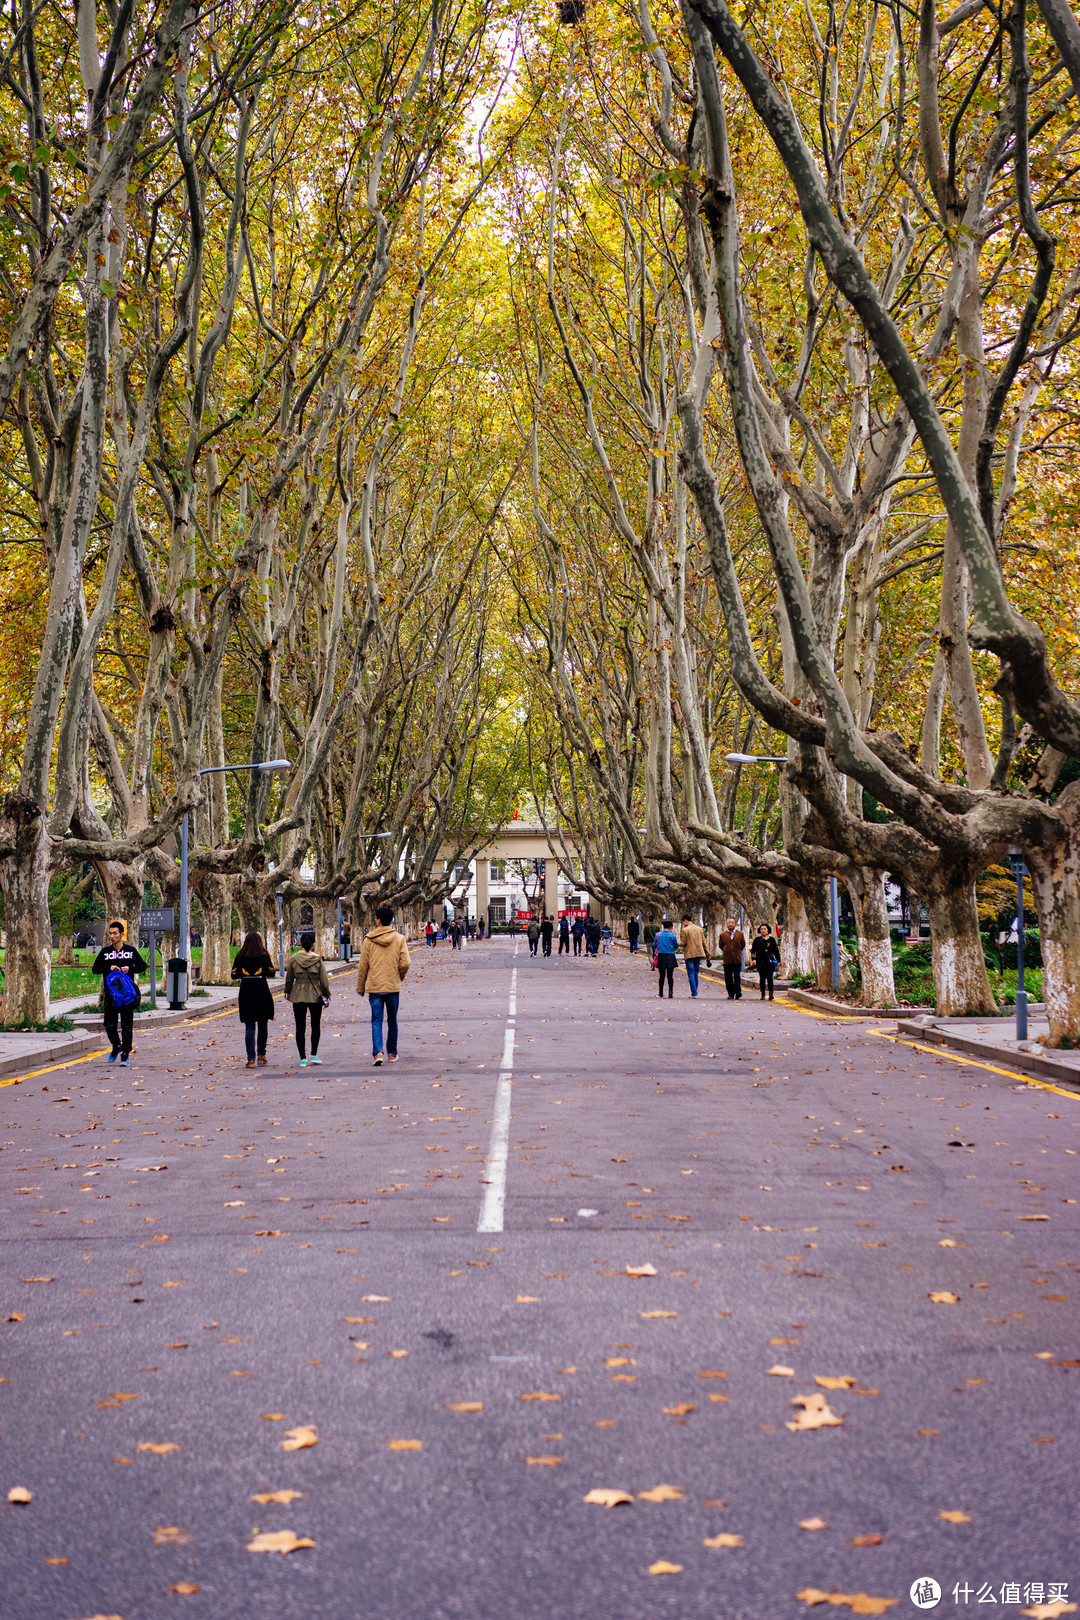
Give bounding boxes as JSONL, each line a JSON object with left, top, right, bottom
{"left": 478, "top": 965, "right": 517, "bottom": 1233}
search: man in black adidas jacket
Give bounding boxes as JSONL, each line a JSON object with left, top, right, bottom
{"left": 91, "top": 921, "right": 146, "bottom": 1066}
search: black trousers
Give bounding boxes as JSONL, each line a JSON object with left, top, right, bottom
{"left": 558, "top": 935, "right": 569, "bottom": 954}
{"left": 723, "top": 962, "right": 742, "bottom": 999}
{"left": 293, "top": 1000, "right": 322, "bottom": 1057}
{"left": 657, "top": 952, "right": 676, "bottom": 997}
{"left": 573, "top": 936, "right": 582, "bottom": 955}
{"left": 244, "top": 1020, "right": 268, "bottom": 1059}
{"left": 757, "top": 962, "right": 775, "bottom": 999}
{"left": 104, "top": 1003, "right": 134, "bottom": 1056}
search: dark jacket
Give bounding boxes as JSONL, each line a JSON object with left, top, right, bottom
{"left": 718, "top": 928, "right": 746, "bottom": 966}
{"left": 92, "top": 943, "right": 146, "bottom": 1009}
{"left": 232, "top": 956, "right": 275, "bottom": 1023}
{"left": 627, "top": 918, "right": 640, "bottom": 940}
{"left": 571, "top": 918, "right": 585, "bottom": 938}
{"left": 751, "top": 934, "right": 780, "bottom": 968}
{"left": 540, "top": 919, "right": 554, "bottom": 942}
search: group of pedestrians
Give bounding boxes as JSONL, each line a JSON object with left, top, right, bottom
{"left": 649, "top": 914, "right": 780, "bottom": 1001}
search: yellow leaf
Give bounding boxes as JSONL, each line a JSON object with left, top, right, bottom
{"left": 516, "top": 1295, "right": 540, "bottom": 1303}
{"left": 388, "top": 1350, "right": 409, "bottom": 1358}
{"left": 388, "top": 1439, "right": 422, "bottom": 1451}
{"left": 525, "top": 1455, "right": 563, "bottom": 1466}
{"left": 20, "top": 1276, "right": 54, "bottom": 1284}
{"left": 5, "top": 1312, "right": 24, "bottom": 1323}
{"left": 151, "top": 1526, "right": 191, "bottom": 1545}
{"left": 446, "top": 1402, "right": 483, "bottom": 1413}
{"left": 7, "top": 1486, "right": 31, "bottom": 1503}
{"left": 703, "top": 1532, "right": 743, "bottom": 1548}
{"left": 263, "top": 1413, "right": 286, "bottom": 1421}
{"left": 800, "top": 1517, "right": 828, "bottom": 1530}
{"left": 583, "top": 1487, "right": 633, "bottom": 1507}
{"left": 343, "top": 1317, "right": 376, "bottom": 1325}
{"left": 136, "top": 1442, "right": 181, "bottom": 1454}
{"left": 44, "top": 1557, "right": 68, "bottom": 1565}
{"left": 246, "top": 1530, "right": 315, "bottom": 1554}
{"left": 251, "top": 1490, "right": 304, "bottom": 1504}
{"left": 641, "top": 1310, "right": 677, "bottom": 1319}
{"left": 851, "top": 1534, "right": 884, "bottom": 1547}
{"left": 938, "top": 1509, "right": 972, "bottom": 1523}
{"left": 770, "top": 1336, "right": 798, "bottom": 1345}
{"left": 281, "top": 1426, "right": 317, "bottom": 1451}
{"left": 708, "top": 1393, "right": 730, "bottom": 1403}
{"left": 795, "top": 1589, "right": 900, "bottom": 1614}
{"left": 604, "top": 1356, "right": 636, "bottom": 1367}
{"left": 814, "top": 1375, "right": 856, "bottom": 1390}
{"left": 637, "top": 1483, "right": 683, "bottom": 1502}
{"left": 662, "top": 1403, "right": 695, "bottom": 1416}
{"left": 625, "top": 1263, "right": 657, "bottom": 1276}
{"left": 612, "top": 1373, "right": 637, "bottom": 1382}
{"left": 169, "top": 1583, "right": 201, "bottom": 1595}
{"left": 699, "top": 1370, "right": 728, "bottom": 1379}
{"left": 938, "top": 1238, "right": 960, "bottom": 1247}
{"left": 768, "top": 1364, "right": 795, "bottom": 1377}
{"left": 648, "top": 1560, "right": 683, "bottom": 1575}
{"left": 519, "top": 1391, "right": 561, "bottom": 1402}
{"left": 786, "top": 1393, "right": 844, "bottom": 1431}
{"left": 929, "top": 1292, "right": 960, "bottom": 1304}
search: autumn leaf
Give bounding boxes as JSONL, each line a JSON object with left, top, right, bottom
{"left": 343, "top": 1317, "right": 376, "bottom": 1325}
{"left": 152, "top": 1526, "right": 191, "bottom": 1544}
{"left": 938, "top": 1510, "right": 972, "bottom": 1524}
{"left": 251, "top": 1491, "right": 304, "bottom": 1504}
{"left": 814, "top": 1376, "right": 856, "bottom": 1390}
{"left": 446, "top": 1402, "right": 483, "bottom": 1413}
{"left": 699, "top": 1370, "right": 728, "bottom": 1379}
{"left": 95, "top": 1392, "right": 139, "bottom": 1409}
{"left": 516, "top": 1295, "right": 540, "bottom": 1303}
{"left": 519, "top": 1391, "right": 561, "bottom": 1402}
{"left": 246, "top": 1529, "right": 315, "bottom": 1554}
{"left": 786, "top": 1393, "right": 844, "bottom": 1431}
{"left": 641, "top": 1310, "right": 677, "bottom": 1319}
{"left": 525, "top": 1455, "right": 563, "bottom": 1466}
{"left": 20, "top": 1276, "right": 54, "bottom": 1284}
{"left": 768, "top": 1364, "right": 795, "bottom": 1377}
{"left": 7, "top": 1486, "right": 31, "bottom": 1503}
{"left": 604, "top": 1357, "right": 635, "bottom": 1367}
{"left": 388, "top": 1439, "right": 422, "bottom": 1451}
{"left": 648, "top": 1560, "right": 683, "bottom": 1575}
{"left": 800, "top": 1517, "right": 828, "bottom": 1530}
{"left": 708, "top": 1393, "right": 730, "bottom": 1403}
{"left": 795, "top": 1590, "right": 899, "bottom": 1614}
{"left": 637, "top": 1483, "right": 683, "bottom": 1502}
{"left": 5, "top": 1312, "right": 24, "bottom": 1322}
{"left": 263, "top": 1413, "right": 286, "bottom": 1421}
{"left": 625, "top": 1263, "right": 657, "bottom": 1276}
{"left": 703, "top": 1532, "right": 743, "bottom": 1548}
{"left": 1020, "top": 1604, "right": 1077, "bottom": 1618}
{"left": 851, "top": 1534, "right": 884, "bottom": 1547}
{"left": 170, "top": 1583, "right": 201, "bottom": 1595}
{"left": 253, "top": 1230, "right": 284, "bottom": 1237}
{"left": 281, "top": 1426, "right": 317, "bottom": 1451}
{"left": 662, "top": 1403, "right": 695, "bottom": 1416}
{"left": 928, "top": 1292, "right": 960, "bottom": 1304}
{"left": 583, "top": 1488, "right": 633, "bottom": 1507}
{"left": 136, "top": 1442, "right": 181, "bottom": 1454}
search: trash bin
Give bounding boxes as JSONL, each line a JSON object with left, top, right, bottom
{"left": 166, "top": 957, "right": 188, "bottom": 1010}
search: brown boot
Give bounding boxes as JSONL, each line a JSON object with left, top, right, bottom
{"left": 245, "top": 1059, "right": 256, "bottom": 1069}
{"left": 257, "top": 1055, "right": 268, "bottom": 1065}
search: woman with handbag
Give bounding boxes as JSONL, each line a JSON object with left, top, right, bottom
{"left": 285, "top": 930, "right": 331, "bottom": 1067}
{"left": 232, "top": 932, "right": 276, "bottom": 1067}
{"left": 750, "top": 924, "right": 781, "bottom": 1001}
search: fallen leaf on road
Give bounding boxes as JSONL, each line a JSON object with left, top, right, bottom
{"left": 938, "top": 1239, "right": 961, "bottom": 1247}
{"left": 5, "top": 1312, "right": 24, "bottom": 1323}
{"left": 625, "top": 1263, "right": 657, "bottom": 1276}
{"left": 662, "top": 1403, "right": 695, "bottom": 1416}
{"left": 388, "top": 1350, "right": 408, "bottom": 1359}
{"left": 263, "top": 1413, "right": 285, "bottom": 1421}
{"left": 699, "top": 1370, "right": 728, "bottom": 1379}
{"left": 516, "top": 1296, "right": 540, "bottom": 1303}
{"left": 768, "top": 1364, "right": 795, "bottom": 1377}
{"left": 7, "top": 1487, "right": 31, "bottom": 1503}
{"left": 361, "top": 1295, "right": 390, "bottom": 1302}
{"left": 638, "top": 1484, "right": 683, "bottom": 1502}
{"left": 44, "top": 1556, "right": 68, "bottom": 1565}
{"left": 929, "top": 1292, "right": 960, "bottom": 1304}
{"left": 851, "top": 1534, "right": 884, "bottom": 1547}
{"left": 251, "top": 1491, "right": 304, "bottom": 1504}
{"left": 169, "top": 1583, "right": 201, "bottom": 1595}
{"left": 604, "top": 1357, "right": 635, "bottom": 1367}
{"left": 136, "top": 1443, "right": 181, "bottom": 1455}
{"left": 246, "top": 1530, "right": 315, "bottom": 1554}
{"left": 519, "top": 1392, "right": 561, "bottom": 1402}
{"left": 786, "top": 1393, "right": 844, "bottom": 1431}
{"left": 113, "top": 1456, "right": 133, "bottom": 1465}
{"left": 281, "top": 1427, "right": 317, "bottom": 1451}
{"left": 446, "top": 1402, "right": 483, "bottom": 1413}
{"left": 583, "top": 1488, "right": 633, "bottom": 1507}
{"left": 800, "top": 1517, "right": 828, "bottom": 1530}
{"left": 94, "top": 1392, "right": 139, "bottom": 1409}
{"left": 814, "top": 1376, "right": 856, "bottom": 1390}
{"left": 152, "top": 1526, "right": 191, "bottom": 1544}
{"left": 1018, "top": 1214, "right": 1049, "bottom": 1221}
{"left": 343, "top": 1317, "right": 376, "bottom": 1325}
{"left": 708, "top": 1393, "right": 730, "bottom": 1403}
{"left": 388, "top": 1439, "right": 422, "bottom": 1451}
{"left": 253, "top": 1230, "right": 284, "bottom": 1238}
{"left": 938, "top": 1510, "right": 971, "bottom": 1523}
{"left": 648, "top": 1560, "right": 683, "bottom": 1575}
{"left": 1020, "top": 1604, "right": 1077, "bottom": 1618}
{"left": 641, "top": 1310, "right": 677, "bottom": 1319}
{"left": 770, "top": 1337, "right": 799, "bottom": 1345}
{"left": 525, "top": 1455, "right": 563, "bottom": 1466}
{"left": 556, "top": 1366, "right": 577, "bottom": 1374}
{"left": 795, "top": 1590, "right": 899, "bottom": 1614}
{"left": 703, "top": 1533, "right": 743, "bottom": 1548}
{"left": 20, "top": 1277, "right": 54, "bottom": 1284}
{"left": 70, "top": 1614, "right": 127, "bottom": 1619}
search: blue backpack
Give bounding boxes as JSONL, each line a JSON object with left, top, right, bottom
{"left": 105, "top": 969, "right": 140, "bottom": 1008}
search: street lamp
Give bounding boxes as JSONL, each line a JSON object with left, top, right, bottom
{"left": 1008, "top": 846, "right": 1029, "bottom": 1041}
{"left": 724, "top": 752, "right": 787, "bottom": 764}
{"left": 172, "top": 759, "right": 291, "bottom": 1008}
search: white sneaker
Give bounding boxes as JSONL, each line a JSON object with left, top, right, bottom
{"left": 373, "top": 1053, "right": 383, "bottom": 1066}
{"left": 387, "top": 1054, "right": 399, "bottom": 1063}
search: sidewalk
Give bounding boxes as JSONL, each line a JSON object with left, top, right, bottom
{"left": 896, "top": 1011, "right": 1080, "bottom": 1090}
{"left": 0, "top": 959, "right": 357, "bottom": 1086}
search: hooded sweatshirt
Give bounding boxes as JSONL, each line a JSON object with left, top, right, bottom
{"left": 355, "top": 925, "right": 411, "bottom": 996}
{"left": 285, "top": 949, "right": 331, "bottom": 1003}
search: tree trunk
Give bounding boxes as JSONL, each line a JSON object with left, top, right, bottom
{"left": 197, "top": 871, "right": 235, "bottom": 983}
{"left": 0, "top": 796, "right": 53, "bottom": 1024}
{"left": 1026, "top": 786, "right": 1080, "bottom": 1045}
{"left": 57, "top": 933, "right": 75, "bottom": 966}
{"left": 781, "top": 885, "right": 829, "bottom": 985}
{"left": 846, "top": 867, "right": 897, "bottom": 1007}
{"left": 926, "top": 881, "right": 998, "bottom": 1016}
{"left": 314, "top": 897, "right": 337, "bottom": 960}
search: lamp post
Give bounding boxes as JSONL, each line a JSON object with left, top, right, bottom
{"left": 173, "top": 759, "right": 291, "bottom": 1008}
{"left": 1008, "top": 846, "right": 1029, "bottom": 1041}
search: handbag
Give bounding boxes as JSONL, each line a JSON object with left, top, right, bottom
{"left": 651, "top": 947, "right": 659, "bottom": 969}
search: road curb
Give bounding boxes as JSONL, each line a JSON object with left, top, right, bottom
{"left": 895, "top": 1017, "right": 1080, "bottom": 1091}
{"left": 0, "top": 1031, "right": 106, "bottom": 1082}
{"left": 783, "top": 987, "right": 933, "bottom": 1018}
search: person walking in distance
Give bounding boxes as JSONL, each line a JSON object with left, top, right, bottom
{"left": 92, "top": 919, "right": 146, "bottom": 1067}
{"left": 558, "top": 914, "right": 570, "bottom": 955}
{"left": 425, "top": 920, "right": 436, "bottom": 949}
{"left": 679, "top": 914, "right": 710, "bottom": 998}
{"left": 718, "top": 917, "right": 746, "bottom": 1000}
{"left": 571, "top": 915, "right": 585, "bottom": 956}
{"left": 285, "top": 931, "right": 331, "bottom": 1067}
{"left": 527, "top": 915, "right": 541, "bottom": 957}
{"left": 751, "top": 924, "right": 781, "bottom": 1001}
{"left": 654, "top": 920, "right": 679, "bottom": 999}
{"left": 540, "top": 914, "right": 554, "bottom": 957}
{"left": 627, "top": 915, "right": 640, "bottom": 954}
{"left": 355, "top": 904, "right": 411, "bottom": 1067}
{"left": 232, "top": 931, "right": 275, "bottom": 1067}
{"left": 600, "top": 920, "right": 612, "bottom": 955}
{"left": 450, "top": 918, "right": 463, "bottom": 951}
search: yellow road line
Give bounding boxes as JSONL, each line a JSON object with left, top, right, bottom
{"left": 0, "top": 1046, "right": 109, "bottom": 1087}
{"left": 869, "top": 1027, "right": 1080, "bottom": 1101}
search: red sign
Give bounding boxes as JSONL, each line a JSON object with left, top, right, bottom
{"left": 516, "top": 909, "right": 533, "bottom": 922}
{"left": 559, "top": 907, "right": 588, "bottom": 920}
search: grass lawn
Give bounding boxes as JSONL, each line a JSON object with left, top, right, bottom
{"left": 0, "top": 946, "right": 213, "bottom": 1004}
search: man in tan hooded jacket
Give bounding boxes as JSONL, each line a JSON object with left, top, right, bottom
{"left": 355, "top": 904, "right": 411, "bottom": 1067}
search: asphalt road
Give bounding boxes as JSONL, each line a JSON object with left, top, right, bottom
{"left": 1, "top": 937, "right": 1077, "bottom": 1620}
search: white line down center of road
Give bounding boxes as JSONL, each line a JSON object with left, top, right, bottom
{"left": 477, "top": 964, "right": 516, "bottom": 1233}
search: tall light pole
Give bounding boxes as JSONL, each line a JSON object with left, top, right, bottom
{"left": 173, "top": 759, "right": 291, "bottom": 1008}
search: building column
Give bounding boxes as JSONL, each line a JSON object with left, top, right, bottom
{"left": 475, "top": 857, "right": 489, "bottom": 923}
{"left": 544, "top": 858, "right": 559, "bottom": 918}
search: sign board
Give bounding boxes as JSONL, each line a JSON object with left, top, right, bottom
{"left": 141, "top": 907, "right": 175, "bottom": 931}
{"left": 1009, "top": 859, "right": 1028, "bottom": 878}
{"left": 516, "top": 909, "right": 533, "bottom": 922}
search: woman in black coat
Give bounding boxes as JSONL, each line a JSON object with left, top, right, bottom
{"left": 750, "top": 924, "right": 781, "bottom": 1001}
{"left": 232, "top": 932, "right": 276, "bottom": 1066}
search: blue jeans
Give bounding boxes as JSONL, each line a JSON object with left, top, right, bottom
{"left": 685, "top": 958, "right": 701, "bottom": 996}
{"left": 370, "top": 992, "right": 399, "bottom": 1056}
{"left": 629, "top": 937, "right": 639, "bottom": 953}
{"left": 244, "top": 1020, "right": 268, "bottom": 1060}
